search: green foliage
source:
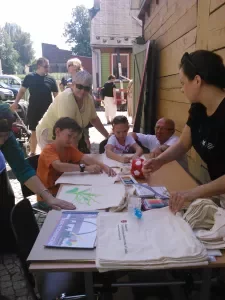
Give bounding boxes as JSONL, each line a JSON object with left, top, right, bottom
{"left": 0, "top": 23, "right": 34, "bottom": 74}
{"left": 4, "top": 23, "right": 34, "bottom": 66}
{"left": 0, "top": 28, "right": 19, "bottom": 74}
{"left": 64, "top": 5, "right": 91, "bottom": 57}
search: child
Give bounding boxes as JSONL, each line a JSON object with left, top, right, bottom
{"left": 105, "top": 116, "right": 143, "bottom": 163}
{"left": 37, "top": 117, "right": 115, "bottom": 199}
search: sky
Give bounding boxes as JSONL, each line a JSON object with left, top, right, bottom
{"left": 1, "top": 0, "right": 94, "bottom": 57}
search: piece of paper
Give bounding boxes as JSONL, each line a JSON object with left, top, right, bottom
{"left": 135, "top": 184, "right": 169, "bottom": 198}
{"left": 55, "top": 172, "right": 116, "bottom": 186}
{"left": 57, "top": 184, "right": 126, "bottom": 211}
{"left": 46, "top": 211, "right": 98, "bottom": 249}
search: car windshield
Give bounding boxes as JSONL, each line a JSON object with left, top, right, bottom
{"left": 0, "top": 81, "right": 10, "bottom": 89}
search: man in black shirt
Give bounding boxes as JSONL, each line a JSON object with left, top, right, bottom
{"left": 103, "top": 74, "right": 117, "bottom": 124}
{"left": 12, "top": 57, "right": 58, "bottom": 156}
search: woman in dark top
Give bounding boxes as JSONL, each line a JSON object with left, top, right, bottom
{"left": 143, "top": 50, "right": 225, "bottom": 213}
{"left": 103, "top": 74, "right": 117, "bottom": 124}
{"left": 0, "top": 102, "right": 75, "bottom": 211}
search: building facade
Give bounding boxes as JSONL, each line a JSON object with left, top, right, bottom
{"left": 132, "top": 0, "right": 225, "bottom": 183}
{"left": 42, "top": 43, "right": 92, "bottom": 74}
{"left": 90, "top": 0, "right": 142, "bottom": 89}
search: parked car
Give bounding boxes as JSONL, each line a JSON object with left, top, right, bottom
{"left": 0, "top": 75, "right": 21, "bottom": 88}
{"left": 0, "top": 81, "right": 18, "bottom": 99}
{"left": 0, "top": 87, "right": 14, "bottom": 101}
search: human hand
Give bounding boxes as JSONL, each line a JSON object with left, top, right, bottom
{"left": 113, "top": 99, "right": 117, "bottom": 105}
{"left": 120, "top": 156, "right": 132, "bottom": 164}
{"left": 142, "top": 158, "right": 163, "bottom": 178}
{"left": 169, "top": 190, "right": 195, "bottom": 213}
{"left": 10, "top": 102, "right": 18, "bottom": 112}
{"left": 47, "top": 197, "right": 76, "bottom": 210}
{"left": 131, "top": 153, "right": 140, "bottom": 161}
{"left": 149, "top": 147, "right": 163, "bottom": 158}
{"left": 86, "top": 164, "right": 102, "bottom": 173}
{"left": 102, "top": 164, "right": 117, "bottom": 176}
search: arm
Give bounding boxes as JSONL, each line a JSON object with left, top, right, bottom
{"left": 82, "top": 154, "right": 116, "bottom": 176}
{"left": 170, "top": 174, "right": 225, "bottom": 214}
{"left": 143, "top": 125, "right": 192, "bottom": 177}
{"left": 52, "top": 160, "right": 81, "bottom": 172}
{"left": 2, "top": 134, "right": 74, "bottom": 210}
{"left": 105, "top": 144, "right": 131, "bottom": 163}
{"left": 11, "top": 87, "right": 27, "bottom": 110}
{"left": 105, "top": 144, "right": 124, "bottom": 162}
{"left": 131, "top": 143, "right": 143, "bottom": 158}
{"left": 52, "top": 79, "right": 58, "bottom": 98}
{"left": 129, "top": 132, "right": 138, "bottom": 141}
{"left": 91, "top": 116, "right": 109, "bottom": 138}
{"left": 149, "top": 145, "right": 169, "bottom": 158}
{"left": 113, "top": 88, "right": 117, "bottom": 104}
{"left": 25, "top": 176, "right": 75, "bottom": 210}
{"left": 51, "top": 157, "right": 115, "bottom": 176}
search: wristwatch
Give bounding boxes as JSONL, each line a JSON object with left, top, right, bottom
{"left": 79, "top": 163, "right": 85, "bottom": 172}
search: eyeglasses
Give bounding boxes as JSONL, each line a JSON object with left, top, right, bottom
{"left": 76, "top": 84, "right": 91, "bottom": 92}
{"left": 42, "top": 65, "right": 49, "bottom": 69}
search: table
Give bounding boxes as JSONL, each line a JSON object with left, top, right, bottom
{"left": 28, "top": 160, "right": 225, "bottom": 300}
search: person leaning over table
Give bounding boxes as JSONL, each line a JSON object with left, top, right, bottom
{"left": 130, "top": 117, "right": 178, "bottom": 158}
{"left": 36, "top": 70, "right": 109, "bottom": 153}
{"left": 0, "top": 102, "right": 75, "bottom": 211}
{"left": 143, "top": 50, "right": 225, "bottom": 213}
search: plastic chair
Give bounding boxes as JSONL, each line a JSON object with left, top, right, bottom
{"left": 10, "top": 198, "right": 40, "bottom": 300}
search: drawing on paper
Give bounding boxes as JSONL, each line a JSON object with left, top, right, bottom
{"left": 66, "top": 187, "right": 101, "bottom": 206}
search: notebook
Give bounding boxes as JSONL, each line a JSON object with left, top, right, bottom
{"left": 45, "top": 211, "right": 98, "bottom": 249}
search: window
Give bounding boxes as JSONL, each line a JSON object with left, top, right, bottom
{"left": 111, "top": 54, "right": 130, "bottom": 79}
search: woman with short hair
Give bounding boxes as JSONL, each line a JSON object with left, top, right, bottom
{"left": 36, "top": 70, "right": 109, "bottom": 152}
{"left": 60, "top": 58, "right": 83, "bottom": 91}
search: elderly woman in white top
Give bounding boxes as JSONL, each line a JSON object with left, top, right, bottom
{"left": 36, "top": 70, "right": 109, "bottom": 152}
{"left": 59, "top": 58, "right": 83, "bottom": 91}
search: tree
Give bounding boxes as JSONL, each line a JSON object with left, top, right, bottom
{"left": 0, "top": 28, "right": 19, "bottom": 74}
{"left": 4, "top": 23, "right": 34, "bottom": 66}
{"left": 64, "top": 5, "right": 92, "bottom": 57}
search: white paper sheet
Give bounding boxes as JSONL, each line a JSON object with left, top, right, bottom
{"left": 57, "top": 184, "right": 126, "bottom": 211}
{"left": 55, "top": 172, "right": 116, "bottom": 186}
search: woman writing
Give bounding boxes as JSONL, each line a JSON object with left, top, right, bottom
{"left": 143, "top": 50, "right": 225, "bottom": 213}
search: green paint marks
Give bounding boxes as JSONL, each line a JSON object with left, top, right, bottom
{"left": 66, "top": 187, "right": 101, "bottom": 206}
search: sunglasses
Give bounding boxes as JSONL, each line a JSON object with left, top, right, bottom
{"left": 76, "top": 84, "right": 91, "bottom": 92}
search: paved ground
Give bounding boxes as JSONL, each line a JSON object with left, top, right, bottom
{"left": 0, "top": 111, "right": 131, "bottom": 300}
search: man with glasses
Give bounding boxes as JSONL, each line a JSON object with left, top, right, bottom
{"left": 12, "top": 57, "right": 58, "bottom": 156}
{"left": 130, "top": 118, "right": 178, "bottom": 158}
